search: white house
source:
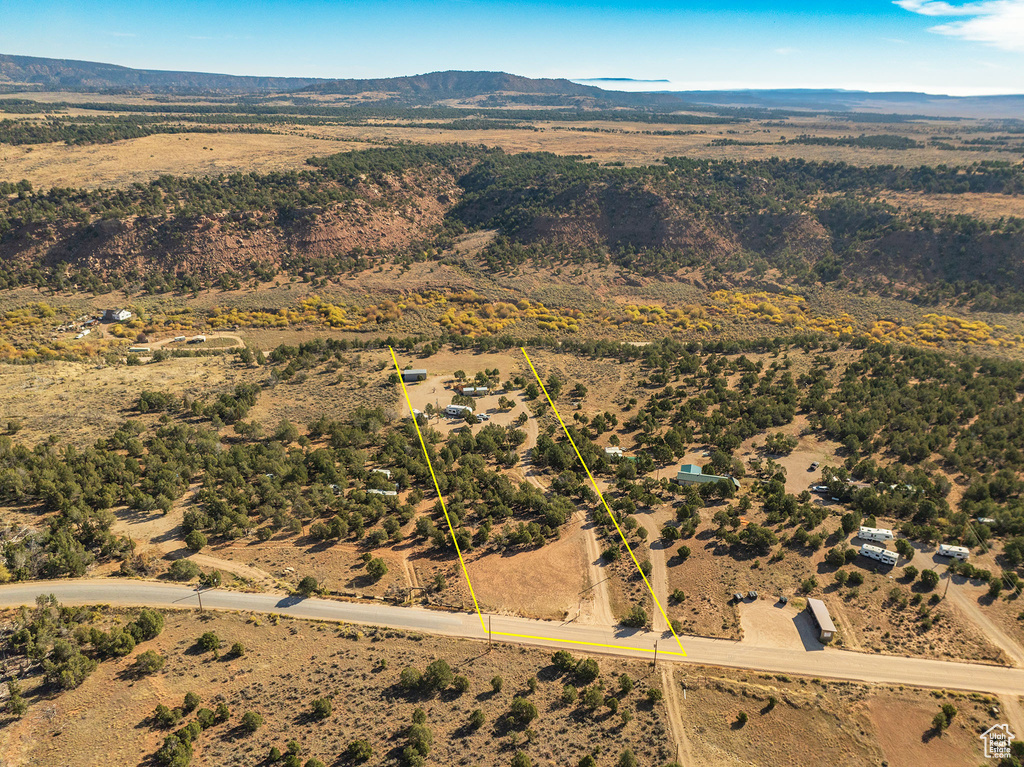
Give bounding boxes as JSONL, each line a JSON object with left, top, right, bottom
{"left": 604, "top": 446, "right": 624, "bottom": 459}
{"left": 103, "top": 309, "right": 132, "bottom": 322}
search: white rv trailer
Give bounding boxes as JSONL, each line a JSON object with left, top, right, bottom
{"left": 859, "top": 543, "right": 898, "bottom": 566}
{"left": 857, "top": 526, "right": 895, "bottom": 542}
{"left": 445, "top": 404, "right": 474, "bottom": 418}
{"left": 937, "top": 544, "right": 970, "bottom": 561}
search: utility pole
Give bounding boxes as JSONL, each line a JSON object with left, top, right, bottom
{"left": 943, "top": 570, "right": 952, "bottom": 600}
{"left": 196, "top": 586, "right": 204, "bottom": 612}
{"left": 488, "top": 615, "right": 492, "bottom": 651}
{"left": 653, "top": 642, "right": 658, "bottom": 668}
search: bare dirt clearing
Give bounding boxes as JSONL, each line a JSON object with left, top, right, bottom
{"left": 466, "top": 520, "right": 587, "bottom": 620}
{"left": 738, "top": 601, "right": 810, "bottom": 651}
{"left": 866, "top": 695, "right": 984, "bottom": 767}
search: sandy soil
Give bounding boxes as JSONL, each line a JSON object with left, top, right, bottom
{"left": 738, "top": 601, "right": 812, "bottom": 651}
{"left": 0, "top": 609, "right": 677, "bottom": 767}
{"left": 906, "top": 544, "right": 1024, "bottom": 667}
{"left": 866, "top": 695, "right": 984, "bottom": 767}
{"left": 6, "top": 604, "right": 1003, "bottom": 767}
{"left": 737, "top": 413, "right": 843, "bottom": 497}
{"left": 465, "top": 521, "right": 587, "bottom": 620}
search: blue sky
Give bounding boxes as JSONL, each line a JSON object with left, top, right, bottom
{"left": 1, "top": 0, "right": 1022, "bottom": 95}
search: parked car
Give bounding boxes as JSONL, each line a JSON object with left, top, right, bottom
{"left": 809, "top": 461, "right": 820, "bottom": 471}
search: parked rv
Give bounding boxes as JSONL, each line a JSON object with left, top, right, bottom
{"left": 859, "top": 543, "right": 898, "bottom": 566}
{"left": 937, "top": 544, "right": 970, "bottom": 561}
{"left": 857, "top": 526, "right": 895, "bottom": 542}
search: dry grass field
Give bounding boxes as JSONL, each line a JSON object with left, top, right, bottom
{"left": 1, "top": 104, "right": 1015, "bottom": 191}
{"left": 880, "top": 191, "right": 1024, "bottom": 221}
{"left": 0, "top": 608, "right": 1002, "bottom": 767}
{"left": 0, "top": 131, "right": 366, "bottom": 189}
{"left": 0, "top": 609, "right": 678, "bottom": 767}
{"left": 0, "top": 354, "right": 252, "bottom": 447}
{"left": 465, "top": 521, "right": 589, "bottom": 621}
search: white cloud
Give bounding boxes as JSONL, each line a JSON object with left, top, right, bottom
{"left": 774, "top": 47, "right": 798, "bottom": 55}
{"left": 895, "top": 0, "right": 1024, "bottom": 51}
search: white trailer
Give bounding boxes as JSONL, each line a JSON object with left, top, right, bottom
{"left": 857, "top": 526, "right": 895, "bottom": 542}
{"left": 938, "top": 544, "right": 970, "bottom": 561}
{"left": 860, "top": 543, "right": 898, "bottom": 566}
{"left": 445, "top": 404, "right": 474, "bottom": 418}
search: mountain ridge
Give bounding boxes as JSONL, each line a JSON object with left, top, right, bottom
{"left": 2, "top": 52, "right": 1022, "bottom": 118}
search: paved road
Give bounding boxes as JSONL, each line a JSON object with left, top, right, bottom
{"left": 3, "top": 579, "right": 1023, "bottom": 697}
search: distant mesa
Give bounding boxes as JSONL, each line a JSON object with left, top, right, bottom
{"left": 1, "top": 52, "right": 1021, "bottom": 117}
{"left": 575, "top": 77, "right": 672, "bottom": 83}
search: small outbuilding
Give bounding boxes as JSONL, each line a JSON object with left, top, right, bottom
{"left": 806, "top": 598, "right": 837, "bottom": 643}
{"left": 402, "top": 369, "right": 427, "bottom": 383}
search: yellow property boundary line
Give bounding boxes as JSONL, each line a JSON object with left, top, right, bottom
{"left": 521, "top": 347, "right": 688, "bottom": 657}
{"left": 389, "top": 347, "right": 486, "bottom": 631}
{"left": 390, "top": 346, "right": 686, "bottom": 658}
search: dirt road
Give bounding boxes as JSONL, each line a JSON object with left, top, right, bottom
{"left": 112, "top": 505, "right": 280, "bottom": 591}
{"left": 576, "top": 517, "right": 615, "bottom": 626}
{"left": 910, "top": 545, "right": 1024, "bottom": 667}
{"left": 636, "top": 506, "right": 673, "bottom": 633}
{"left": 661, "top": 665, "right": 695, "bottom": 766}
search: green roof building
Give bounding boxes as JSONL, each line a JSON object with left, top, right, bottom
{"left": 675, "top": 463, "right": 740, "bottom": 489}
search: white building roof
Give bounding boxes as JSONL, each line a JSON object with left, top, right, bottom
{"left": 806, "top": 598, "right": 836, "bottom": 634}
